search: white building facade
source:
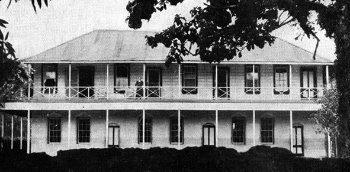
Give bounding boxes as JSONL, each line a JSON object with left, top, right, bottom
{"left": 1, "top": 30, "right": 333, "bottom": 157}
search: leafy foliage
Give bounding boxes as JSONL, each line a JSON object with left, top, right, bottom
{"left": 0, "top": 19, "right": 31, "bottom": 106}
{"left": 311, "top": 88, "right": 340, "bottom": 138}
{"left": 126, "top": 0, "right": 330, "bottom": 66}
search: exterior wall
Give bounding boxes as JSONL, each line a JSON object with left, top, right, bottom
{"left": 29, "top": 63, "right": 326, "bottom": 100}
{"left": 30, "top": 110, "right": 326, "bottom": 158}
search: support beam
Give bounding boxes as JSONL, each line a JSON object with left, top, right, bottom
{"left": 143, "top": 64, "right": 146, "bottom": 99}
{"left": 290, "top": 110, "right": 293, "bottom": 151}
{"left": 68, "top": 110, "right": 71, "bottom": 148}
{"left": 215, "top": 110, "right": 218, "bottom": 147}
{"left": 252, "top": 110, "right": 256, "bottom": 146}
{"left": 326, "top": 65, "right": 330, "bottom": 89}
{"left": 289, "top": 65, "right": 292, "bottom": 100}
{"left": 105, "top": 110, "right": 109, "bottom": 148}
{"left": 20, "top": 117, "right": 23, "bottom": 150}
{"left": 327, "top": 133, "right": 331, "bottom": 157}
{"left": 11, "top": 115, "right": 14, "bottom": 150}
{"left": 178, "top": 64, "right": 181, "bottom": 98}
{"left": 142, "top": 108, "right": 145, "bottom": 149}
{"left": 178, "top": 109, "right": 181, "bottom": 149}
{"left": 106, "top": 64, "right": 109, "bottom": 99}
{"left": 68, "top": 63, "right": 72, "bottom": 100}
{"left": 252, "top": 64, "right": 255, "bottom": 96}
{"left": 1, "top": 114, "right": 4, "bottom": 151}
{"left": 27, "top": 110, "right": 30, "bottom": 154}
{"left": 215, "top": 64, "right": 218, "bottom": 99}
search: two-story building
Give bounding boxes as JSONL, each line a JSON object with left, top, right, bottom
{"left": 1, "top": 30, "right": 333, "bottom": 157}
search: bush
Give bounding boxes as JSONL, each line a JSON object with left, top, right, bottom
{"left": 1, "top": 146, "right": 350, "bottom": 172}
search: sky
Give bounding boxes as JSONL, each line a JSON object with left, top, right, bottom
{"left": 0, "top": 0, "right": 336, "bottom": 61}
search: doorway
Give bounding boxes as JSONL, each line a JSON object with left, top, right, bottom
{"left": 300, "top": 67, "right": 317, "bottom": 99}
{"left": 108, "top": 125, "right": 120, "bottom": 148}
{"left": 292, "top": 125, "right": 304, "bottom": 156}
{"left": 202, "top": 123, "right": 215, "bottom": 146}
{"left": 146, "top": 68, "right": 162, "bottom": 97}
{"left": 78, "top": 66, "right": 95, "bottom": 98}
{"left": 213, "top": 67, "right": 230, "bottom": 98}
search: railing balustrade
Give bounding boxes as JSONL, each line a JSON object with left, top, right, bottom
{"left": 10, "top": 86, "right": 325, "bottom": 101}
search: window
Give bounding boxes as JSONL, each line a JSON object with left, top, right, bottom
{"left": 261, "top": 118, "right": 274, "bottom": 143}
{"left": 182, "top": 64, "right": 198, "bottom": 94}
{"left": 114, "top": 64, "right": 130, "bottom": 93}
{"left": 138, "top": 116, "right": 152, "bottom": 143}
{"left": 77, "top": 118, "right": 90, "bottom": 143}
{"left": 232, "top": 117, "right": 245, "bottom": 143}
{"left": 42, "top": 64, "right": 58, "bottom": 94}
{"left": 292, "top": 125, "right": 304, "bottom": 156}
{"left": 48, "top": 118, "right": 61, "bottom": 143}
{"left": 245, "top": 65, "right": 260, "bottom": 94}
{"left": 170, "top": 117, "right": 184, "bottom": 144}
{"left": 274, "top": 65, "right": 289, "bottom": 94}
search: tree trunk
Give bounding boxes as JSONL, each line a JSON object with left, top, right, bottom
{"left": 334, "top": 1, "right": 350, "bottom": 158}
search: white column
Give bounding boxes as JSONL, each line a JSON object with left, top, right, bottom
{"left": 215, "top": 110, "right": 218, "bottom": 147}
{"left": 177, "top": 109, "right": 181, "bottom": 149}
{"left": 68, "top": 110, "right": 71, "bottom": 148}
{"left": 20, "top": 117, "right": 23, "bottom": 150}
{"left": 215, "top": 64, "right": 218, "bottom": 99}
{"left": 142, "top": 108, "right": 145, "bottom": 149}
{"left": 143, "top": 64, "right": 146, "bottom": 98}
{"left": 327, "top": 132, "right": 331, "bottom": 157}
{"left": 68, "top": 63, "right": 72, "bottom": 100}
{"left": 106, "top": 64, "right": 109, "bottom": 99}
{"left": 252, "top": 64, "right": 255, "bottom": 96}
{"left": 11, "top": 115, "right": 14, "bottom": 150}
{"left": 178, "top": 64, "right": 181, "bottom": 98}
{"left": 290, "top": 110, "right": 293, "bottom": 151}
{"left": 28, "top": 81, "right": 31, "bottom": 100}
{"left": 326, "top": 65, "right": 330, "bottom": 89}
{"left": 27, "top": 110, "right": 30, "bottom": 154}
{"left": 252, "top": 110, "right": 256, "bottom": 146}
{"left": 105, "top": 110, "right": 109, "bottom": 148}
{"left": 289, "top": 65, "right": 292, "bottom": 100}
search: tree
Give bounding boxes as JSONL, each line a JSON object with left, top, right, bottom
{"left": 311, "top": 87, "right": 340, "bottom": 157}
{"left": 126, "top": 0, "right": 350, "bottom": 157}
{"left": 0, "top": 0, "right": 48, "bottom": 106}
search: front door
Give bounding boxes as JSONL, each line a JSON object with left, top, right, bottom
{"left": 213, "top": 67, "right": 230, "bottom": 98}
{"left": 292, "top": 125, "right": 304, "bottom": 156}
{"left": 146, "top": 68, "right": 162, "bottom": 97}
{"left": 108, "top": 125, "right": 120, "bottom": 147}
{"left": 203, "top": 123, "right": 215, "bottom": 146}
{"left": 300, "top": 68, "right": 317, "bottom": 99}
{"left": 79, "top": 66, "right": 95, "bottom": 98}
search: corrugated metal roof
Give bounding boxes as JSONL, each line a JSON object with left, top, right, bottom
{"left": 22, "top": 30, "right": 333, "bottom": 65}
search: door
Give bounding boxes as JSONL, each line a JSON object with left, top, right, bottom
{"left": 78, "top": 66, "right": 95, "bottom": 98}
{"left": 292, "top": 125, "right": 304, "bottom": 156}
{"left": 146, "top": 68, "right": 161, "bottom": 97}
{"left": 213, "top": 67, "right": 230, "bottom": 98}
{"left": 108, "top": 125, "right": 120, "bottom": 147}
{"left": 202, "top": 123, "right": 215, "bottom": 146}
{"left": 300, "top": 68, "right": 317, "bottom": 98}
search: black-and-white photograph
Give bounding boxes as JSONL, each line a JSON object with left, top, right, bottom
{"left": 1, "top": 0, "right": 349, "bottom": 171}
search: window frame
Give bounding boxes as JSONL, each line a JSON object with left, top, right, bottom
{"left": 41, "top": 63, "right": 58, "bottom": 94}
{"left": 244, "top": 65, "right": 261, "bottom": 94}
{"left": 292, "top": 124, "right": 304, "bottom": 156}
{"left": 182, "top": 64, "right": 198, "bottom": 94}
{"left": 47, "top": 117, "right": 61, "bottom": 143}
{"left": 169, "top": 116, "right": 184, "bottom": 144}
{"left": 231, "top": 116, "right": 246, "bottom": 144}
{"left": 260, "top": 117, "right": 274, "bottom": 144}
{"left": 114, "top": 64, "right": 130, "bottom": 94}
{"left": 138, "top": 116, "right": 152, "bottom": 143}
{"left": 77, "top": 117, "right": 91, "bottom": 143}
{"left": 273, "top": 65, "right": 290, "bottom": 95}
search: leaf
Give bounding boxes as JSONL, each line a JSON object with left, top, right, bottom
{"left": 31, "top": 0, "right": 37, "bottom": 12}
{"left": 5, "top": 32, "right": 9, "bottom": 41}
{"left": 0, "top": 31, "right": 3, "bottom": 40}
{"left": 37, "top": 0, "right": 42, "bottom": 8}
{"left": 44, "top": 0, "right": 48, "bottom": 6}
